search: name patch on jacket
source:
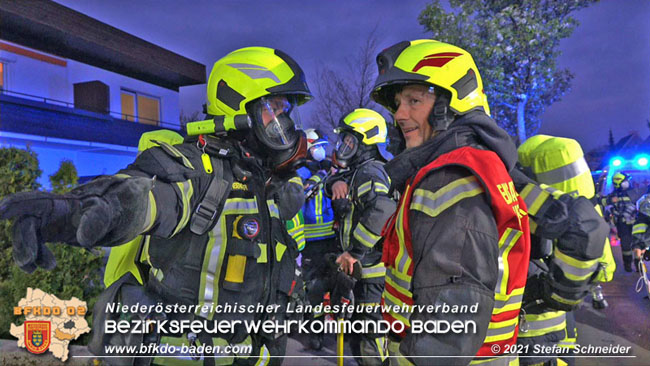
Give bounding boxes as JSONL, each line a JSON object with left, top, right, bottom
{"left": 497, "top": 182, "right": 527, "bottom": 223}
{"left": 232, "top": 182, "right": 249, "bottom": 191}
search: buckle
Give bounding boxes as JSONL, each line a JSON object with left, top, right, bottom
{"left": 433, "top": 103, "right": 447, "bottom": 116}
{"left": 194, "top": 202, "right": 218, "bottom": 222}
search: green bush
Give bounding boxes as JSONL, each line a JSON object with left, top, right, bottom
{"left": 49, "top": 159, "right": 79, "bottom": 193}
{"left": 0, "top": 150, "right": 103, "bottom": 343}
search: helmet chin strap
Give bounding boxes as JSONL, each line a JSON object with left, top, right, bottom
{"left": 428, "top": 92, "right": 456, "bottom": 131}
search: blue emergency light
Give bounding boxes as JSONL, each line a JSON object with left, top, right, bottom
{"left": 608, "top": 155, "right": 650, "bottom": 170}
{"left": 610, "top": 157, "right": 624, "bottom": 167}
{"left": 634, "top": 154, "right": 650, "bottom": 169}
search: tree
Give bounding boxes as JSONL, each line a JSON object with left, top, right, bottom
{"left": 310, "top": 29, "right": 383, "bottom": 133}
{"left": 0, "top": 152, "right": 103, "bottom": 343}
{"left": 309, "top": 28, "right": 403, "bottom": 154}
{"left": 608, "top": 128, "right": 615, "bottom": 150}
{"left": 419, "top": 0, "right": 597, "bottom": 143}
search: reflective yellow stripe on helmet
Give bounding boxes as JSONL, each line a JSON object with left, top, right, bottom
{"left": 340, "top": 108, "right": 388, "bottom": 145}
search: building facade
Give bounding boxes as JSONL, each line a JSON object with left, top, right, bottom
{"left": 0, "top": 0, "right": 205, "bottom": 186}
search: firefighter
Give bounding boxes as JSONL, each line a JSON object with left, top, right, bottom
{"left": 299, "top": 128, "right": 337, "bottom": 350}
{"left": 325, "top": 108, "right": 396, "bottom": 365}
{"left": 632, "top": 191, "right": 650, "bottom": 271}
{"left": 515, "top": 135, "right": 613, "bottom": 366}
{"left": 371, "top": 39, "right": 530, "bottom": 365}
{"left": 603, "top": 172, "right": 638, "bottom": 271}
{"left": 0, "top": 46, "right": 311, "bottom": 366}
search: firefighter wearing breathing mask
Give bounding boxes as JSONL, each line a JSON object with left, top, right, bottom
{"left": 0, "top": 46, "right": 311, "bottom": 366}
{"left": 515, "top": 135, "right": 613, "bottom": 366}
{"left": 298, "top": 129, "right": 337, "bottom": 350}
{"left": 602, "top": 172, "right": 640, "bottom": 271}
{"left": 325, "top": 108, "right": 397, "bottom": 366}
{"left": 632, "top": 191, "right": 650, "bottom": 271}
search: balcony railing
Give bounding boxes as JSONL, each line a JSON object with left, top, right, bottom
{"left": 0, "top": 89, "right": 180, "bottom": 130}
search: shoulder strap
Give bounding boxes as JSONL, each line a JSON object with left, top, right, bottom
{"left": 190, "top": 157, "right": 234, "bottom": 235}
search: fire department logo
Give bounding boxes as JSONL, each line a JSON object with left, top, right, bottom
{"left": 241, "top": 217, "right": 260, "bottom": 239}
{"left": 25, "top": 321, "right": 51, "bottom": 354}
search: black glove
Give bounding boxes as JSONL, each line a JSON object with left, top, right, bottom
{"left": 644, "top": 249, "right": 650, "bottom": 262}
{"left": 0, "top": 191, "right": 80, "bottom": 273}
{"left": 330, "top": 271, "right": 356, "bottom": 319}
{"left": 320, "top": 159, "right": 333, "bottom": 172}
{"left": 331, "top": 198, "right": 351, "bottom": 220}
{"left": 0, "top": 176, "right": 153, "bottom": 273}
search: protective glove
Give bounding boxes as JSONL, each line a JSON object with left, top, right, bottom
{"left": 330, "top": 271, "right": 356, "bottom": 319}
{"left": 331, "top": 198, "right": 351, "bottom": 220}
{"left": 0, "top": 191, "right": 80, "bottom": 273}
{"left": 0, "top": 176, "right": 153, "bottom": 273}
{"left": 644, "top": 249, "right": 650, "bottom": 262}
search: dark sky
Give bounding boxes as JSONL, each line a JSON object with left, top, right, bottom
{"left": 55, "top": 0, "right": 650, "bottom": 152}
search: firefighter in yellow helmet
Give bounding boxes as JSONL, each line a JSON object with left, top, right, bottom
{"left": 515, "top": 135, "right": 613, "bottom": 366}
{"left": 632, "top": 190, "right": 650, "bottom": 271}
{"left": 603, "top": 172, "right": 640, "bottom": 271}
{"left": 1, "top": 46, "right": 312, "bottom": 365}
{"left": 325, "top": 108, "right": 396, "bottom": 365}
{"left": 372, "top": 39, "right": 530, "bottom": 365}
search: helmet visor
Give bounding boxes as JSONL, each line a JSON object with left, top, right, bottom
{"left": 250, "top": 95, "right": 302, "bottom": 150}
{"left": 335, "top": 132, "right": 359, "bottom": 162}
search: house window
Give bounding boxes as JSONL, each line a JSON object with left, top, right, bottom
{"left": 121, "top": 90, "right": 136, "bottom": 121}
{"left": 0, "top": 62, "right": 4, "bottom": 90}
{"left": 137, "top": 94, "right": 160, "bottom": 125}
{"left": 120, "top": 89, "right": 160, "bottom": 125}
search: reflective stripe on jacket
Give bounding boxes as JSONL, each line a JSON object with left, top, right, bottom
{"left": 381, "top": 146, "right": 531, "bottom": 359}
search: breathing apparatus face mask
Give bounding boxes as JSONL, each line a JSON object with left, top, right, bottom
{"left": 334, "top": 132, "right": 359, "bottom": 168}
{"left": 249, "top": 95, "right": 302, "bottom": 151}
{"left": 309, "top": 145, "right": 327, "bottom": 162}
{"left": 248, "top": 95, "right": 307, "bottom": 172}
{"left": 620, "top": 180, "right": 630, "bottom": 190}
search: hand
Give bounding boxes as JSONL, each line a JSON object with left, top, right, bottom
{"left": 0, "top": 177, "right": 153, "bottom": 273}
{"left": 332, "top": 181, "right": 349, "bottom": 200}
{"left": 0, "top": 191, "right": 79, "bottom": 273}
{"left": 335, "top": 251, "right": 358, "bottom": 276}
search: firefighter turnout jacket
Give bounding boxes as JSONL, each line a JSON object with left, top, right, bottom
{"left": 299, "top": 167, "right": 336, "bottom": 242}
{"left": 326, "top": 160, "right": 396, "bottom": 274}
{"left": 381, "top": 111, "right": 530, "bottom": 365}
{"left": 90, "top": 134, "right": 305, "bottom": 365}
{"left": 514, "top": 135, "right": 612, "bottom": 365}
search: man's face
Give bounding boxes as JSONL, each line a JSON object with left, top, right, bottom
{"left": 260, "top": 96, "right": 291, "bottom": 126}
{"left": 393, "top": 84, "right": 435, "bottom": 149}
